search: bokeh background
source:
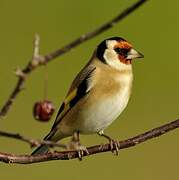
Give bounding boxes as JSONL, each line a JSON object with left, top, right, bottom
{"left": 0, "top": 0, "right": 179, "bottom": 179}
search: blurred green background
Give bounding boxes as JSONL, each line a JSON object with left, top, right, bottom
{"left": 0, "top": 0, "right": 179, "bottom": 179}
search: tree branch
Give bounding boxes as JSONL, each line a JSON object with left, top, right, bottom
{"left": 0, "top": 130, "right": 66, "bottom": 148}
{"left": 0, "top": 118, "right": 178, "bottom": 164}
{"left": 43, "top": 0, "right": 148, "bottom": 62}
{"left": 0, "top": 0, "right": 149, "bottom": 118}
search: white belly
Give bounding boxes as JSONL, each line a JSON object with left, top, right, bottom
{"left": 78, "top": 86, "right": 131, "bottom": 134}
{"left": 58, "top": 70, "right": 132, "bottom": 136}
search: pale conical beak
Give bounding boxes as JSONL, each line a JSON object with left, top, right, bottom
{"left": 126, "top": 48, "right": 144, "bottom": 60}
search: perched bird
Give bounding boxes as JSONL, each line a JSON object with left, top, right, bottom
{"left": 32, "top": 37, "right": 144, "bottom": 156}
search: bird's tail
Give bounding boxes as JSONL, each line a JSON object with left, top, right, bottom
{"left": 31, "top": 131, "right": 66, "bottom": 155}
{"left": 31, "top": 144, "right": 49, "bottom": 155}
{"left": 31, "top": 132, "right": 52, "bottom": 155}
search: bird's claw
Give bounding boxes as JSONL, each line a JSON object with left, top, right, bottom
{"left": 67, "top": 141, "right": 89, "bottom": 160}
{"left": 98, "top": 132, "right": 120, "bottom": 155}
{"left": 76, "top": 145, "right": 89, "bottom": 160}
{"left": 109, "top": 139, "right": 120, "bottom": 155}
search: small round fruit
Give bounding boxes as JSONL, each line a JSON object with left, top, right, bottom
{"left": 33, "top": 100, "right": 55, "bottom": 122}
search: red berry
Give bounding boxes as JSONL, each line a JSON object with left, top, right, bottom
{"left": 33, "top": 100, "right": 55, "bottom": 122}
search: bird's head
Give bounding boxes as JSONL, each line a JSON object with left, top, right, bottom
{"left": 96, "top": 37, "right": 144, "bottom": 70}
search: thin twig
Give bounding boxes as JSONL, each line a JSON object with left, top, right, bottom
{"left": 43, "top": 0, "right": 148, "bottom": 62}
{"left": 0, "top": 0, "right": 149, "bottom": 118}
{"left": 0, "top": 130, "right": 66, "bottom": 148}
{"left": 0, "top": 118, "right": 178, "bottom": 164}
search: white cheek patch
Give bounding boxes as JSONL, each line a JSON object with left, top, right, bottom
{"left": 104, "top": 49, "right": 118, "bottom": 61}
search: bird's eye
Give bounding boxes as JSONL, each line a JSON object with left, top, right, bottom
{"left": 114, "top": 48, "right": 128, "bottom": 56}
{"left": 114, "top": 48, "right": 121, "bottom": 53}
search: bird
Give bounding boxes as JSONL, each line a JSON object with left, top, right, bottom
{"left": 32, "top": 37, "right": 144, "bottom": 157}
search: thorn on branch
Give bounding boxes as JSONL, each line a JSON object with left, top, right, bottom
{"left": 31, "top": 34, "right": 45, "bottom": 68}
{"left": 34, "top": 34, "right": 40, "bottom": 57}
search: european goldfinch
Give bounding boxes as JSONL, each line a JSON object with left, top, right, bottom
{"left": 32, "top": 37, "right": 144, "bottom": 156}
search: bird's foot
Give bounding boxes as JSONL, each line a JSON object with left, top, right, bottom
{"left": 98, "top": 132, "right": 120, "bottom": 155}
{"left": 108, "top": 138, "right": 120, "bottom": 155}
{"left": 67, "top": 141, "right": 89, "bottom": 160}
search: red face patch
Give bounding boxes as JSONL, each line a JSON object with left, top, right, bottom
{"left": 115, "top": 41, "right": 132, "bottom": 49}
{"left": 115, "top": 41, "right": 133, "bottom": 65}
{"left": 118, "top": 54, "right": 131, "bottom": 65}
